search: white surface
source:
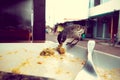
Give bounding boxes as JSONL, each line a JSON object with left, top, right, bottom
{"left": 0, "top": 41, "right": 89, "bottom": 80}
{"left": 75, "top": 69, "right": 98, "bottom": 80}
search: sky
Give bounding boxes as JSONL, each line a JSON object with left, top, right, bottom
{"left": 46, "top": 0, "right": 89, "bottom": 27}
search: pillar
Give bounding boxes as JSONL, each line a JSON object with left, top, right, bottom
{"left": 33, "top": 0, "right": 45, "bottom": 42}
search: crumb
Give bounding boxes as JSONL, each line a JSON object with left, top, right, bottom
{"left": 37, "top": 62, "right": 42, "bottom": 64}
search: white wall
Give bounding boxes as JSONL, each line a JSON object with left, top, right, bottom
{"left": 89, "top": 0, "right": 120, "bottom": 17}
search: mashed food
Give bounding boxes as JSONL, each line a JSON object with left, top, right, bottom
{"left": 57, "top": 44, "right": 65, "bottom": 54}
{"left": 40, "top": 44, "right": 65, "bottom": 56}
{"left": 40, "top": 48, "right": 55, "bottom": 56}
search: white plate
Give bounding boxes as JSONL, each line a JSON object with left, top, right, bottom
{"left": 0, "top": 41, "right": 88, "bottom": 80}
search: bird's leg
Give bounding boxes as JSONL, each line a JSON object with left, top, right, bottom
{"left": 66, "top": 39, "right": 79, "bottom": 47}
{"left": 70, "top": 38, "right": 79, "bottom": 47}
{"left": 66, "top": 39, "right": 75, "bottom": 45}
{"left": 68, "top": 37, "right": 81, "bottom": 47}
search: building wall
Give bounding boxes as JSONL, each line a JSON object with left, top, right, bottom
{"left": 89, "top": 0, "right": 120, "bottom": 40}
{"left": 89, "top": 0, "right": 120, "bottom": 17}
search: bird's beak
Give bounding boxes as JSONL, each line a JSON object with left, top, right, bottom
{"left": 57, "top": 32, "right": 62, "bottom": 44}
{"left": 57, "top": 32, "right": 66, "bottom": 44}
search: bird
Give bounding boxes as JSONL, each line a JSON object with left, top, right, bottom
{"left": 57, "top": 24, "right": 87, "bottom": 47}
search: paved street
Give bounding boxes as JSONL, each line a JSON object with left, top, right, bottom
{"left": 46, "top": 33, "right": 120, "bottom": 57}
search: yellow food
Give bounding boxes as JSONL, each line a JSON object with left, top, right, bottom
{"left": 40, "top": 44, "right": 66, "bottom": 56}
{"left": 57, "top": 43, "right": 65, "bottom": 54}
{"left": 40, "top": 48, "right": 55, "bottom": 56}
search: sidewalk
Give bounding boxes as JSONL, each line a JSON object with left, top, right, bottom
{"left": 77, "top": 39, "right": 120, "bottom": 57}
{"left": 46, "top": 33, "right": 120, "bottom": 57}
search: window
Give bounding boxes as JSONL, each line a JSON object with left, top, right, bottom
{"left": 89, "top": 0, "right": 101, "bottom": 8}
{"left": 101, "top": 0, "right": 110, "bottom": 4}
{"left": 94, "top": 0, "right": 100, "bottom": 6}
{"left": 89, "top": 0, "right": 94, "bottom": 8}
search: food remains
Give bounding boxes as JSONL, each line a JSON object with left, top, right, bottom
{"left": 40, "top": 48, "right": 55, "bottom": 56}
{"left": 56, "top": 43, "right": 65, "bottom": 54}
{"left": 40, "top": 44, "right": 65, "bottom": 56}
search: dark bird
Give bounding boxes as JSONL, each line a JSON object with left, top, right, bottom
{"left": 57, "top": 24, "right": 87, "bottom": 47}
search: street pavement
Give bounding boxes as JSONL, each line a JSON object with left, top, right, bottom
{"left": 46, "top": 33, "right": 120, "bottom": 57}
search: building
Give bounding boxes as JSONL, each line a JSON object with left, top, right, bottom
{"left": 88, "top": 0, "right": 120, "bottom": 43}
